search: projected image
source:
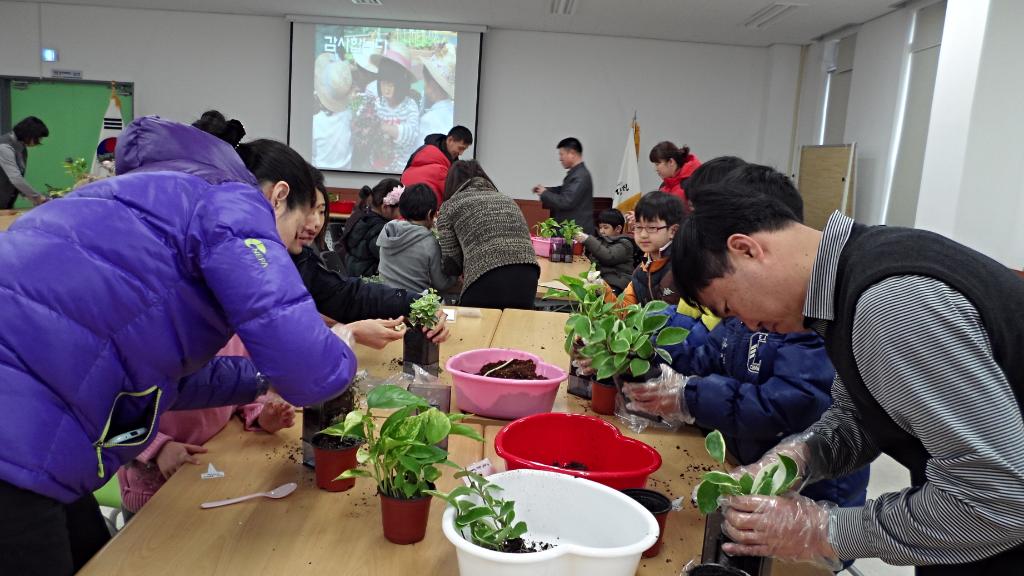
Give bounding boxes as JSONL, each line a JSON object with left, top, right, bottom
{"left": 313, "top": 25, "right": 458, "bottom": 173}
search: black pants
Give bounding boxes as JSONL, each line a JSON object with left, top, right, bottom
{"left": 917, "top": 543, "right": 1024, "bottom": 576}
{"left": 459, "top": 264, "right": 540, "bottom": 310}
{"left": 0, "top": 480, "right": 110, "bottom": 575}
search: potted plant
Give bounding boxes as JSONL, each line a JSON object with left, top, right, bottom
{"left": 301, "top": 384, "right": 359, "bottom": 470}
{"left": 333, "top": 384, "right": 483, "bottom": 544}
{"left": 576, "top": 299, "right": 688, "bottom": 415}
{"left": 404, "top": 288, "right": 443, "bottom": 376}
{"left": 432, "top": 468, "right": 658, "bottom": 575}
{"left": 558, "top": 219, "right": 583, "bottom": 260}
{"left": 531, "top": 217, "right": 560, "bottom": 259}
{"left": 545, "top": 267, "right": 614, "bottom": 400}
{"left": 310, "top": 396, "right": 363, "bottom": 492}
{"left": 691, "top": 431, "right": 792, "bottom": 576}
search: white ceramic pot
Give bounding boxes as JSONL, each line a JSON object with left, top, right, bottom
{"left": 440, "top": 469, "right": 659, "bottom": 576}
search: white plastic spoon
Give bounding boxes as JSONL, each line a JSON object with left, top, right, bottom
{"left": 200, "top": 482, "right": 298, "bottom": 509}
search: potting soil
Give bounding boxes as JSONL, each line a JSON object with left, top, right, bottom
{"left": 478, "top": 359, "right": 545, "bottom": 380}
{"left": 550, "top": 460, "right": 589, "bottom": 471}
{"left": 500, "top": 537, "right": 556, "bottom": 553}
{"left": 312, "top": 434, "right": 361, "bottom": 450}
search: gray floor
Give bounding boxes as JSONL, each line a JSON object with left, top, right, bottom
{"left": 850, "top": 454, "right": 913, "bottom": 576}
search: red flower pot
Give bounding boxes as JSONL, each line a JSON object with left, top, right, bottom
{"left": 379, "top": 492, "right": 432, "bottom": 544}
{"left": 590, "top": 379, "right": 617, "bottom": 415}
{"left": 312, "top": 434, "right": 361, "bottom": 492}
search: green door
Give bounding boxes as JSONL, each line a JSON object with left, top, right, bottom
{"left": 8, "top": 80, "right": 133, "bottom": 208}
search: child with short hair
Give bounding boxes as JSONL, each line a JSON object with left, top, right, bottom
{"left": 574, "top": 209, "right": 636, "bottom": 295}
{"left": 342, "top": 177, "right": 402, "bottom": 277}
{"left": 377, "top": 183, "right": 457, "bottom": 294}
{"left": 619, "top": 191, "right": 686, "bottom": 306}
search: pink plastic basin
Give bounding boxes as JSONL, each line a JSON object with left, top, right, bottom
{"left": 531, "top": 236, "right": 552, "bottom": 258}
{"left": 446, "top": 348, "right": 566, "bottom": 420}
{"left": 494, "top": 412, "right": 662, "bottom": 490}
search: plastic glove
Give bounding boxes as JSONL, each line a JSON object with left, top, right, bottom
{"left": 729, "top": 432, "right": 825, "bottom": 493}
{"left": 720, "top": 494, "right": 841, "bottom": 570}
{"left": 620, "top": 364, "right": 694, "bottom": 427}
{"left": 330, "top": 322, "right": 355, "bottom": 349}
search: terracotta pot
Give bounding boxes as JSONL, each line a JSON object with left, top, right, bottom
{"left": 622, "top": 488, "right": 671, "bottom": 558}
{"left": 312, "top": 434, "right": 361, "bottom": 492}
{"left": 590, "top": 379, "right": 617, "bottom": 415}
{"left": 379, "top": 492, "right": 432, "bottom": 544}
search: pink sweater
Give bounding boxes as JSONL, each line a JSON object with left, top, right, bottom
{"left": 117, "top": 337, "right": 268, "bottom": 513}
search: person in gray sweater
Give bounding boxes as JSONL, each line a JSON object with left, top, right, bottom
{"left": 437, "top": 161, "right": 540, "bottom": 309}
{"left": 377, "top": 183, "right": 457, "bottom": 294}
{"left": 0, "top": 117, "right": 50, "bottom": 209}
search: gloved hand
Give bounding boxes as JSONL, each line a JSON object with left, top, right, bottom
{"left": 620, "top": 364, "right": 694, "bottom": 427}
{"left": 728, "top": 434, "right": 820, "bottom": 493}
{"left": 720, "top": 494, "right": 841, "bottom": 570}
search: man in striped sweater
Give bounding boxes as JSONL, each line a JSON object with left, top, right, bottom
{"left": 672, "top": 185, "right": 1024, "bottom": 575}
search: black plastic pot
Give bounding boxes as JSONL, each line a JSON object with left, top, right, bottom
{"left": 302, "top": 386, "right": 358, "bottom": 467}
{"left": 403, "top": 328, "right": 439, "bottom": 376}
{"left": 567, "top": 338, "right": 591, "bottom": 399}
{"left": 613, "top": 363, "right": 665, "bottom": 423}
{"left": 549, "top": 238, "right": 565, "bottom": 262}
{"left": 622, "top": 488, "right": 671, "bottom": 558}
{"left": 698, "top": 510, "right": 771, "bottom": 576}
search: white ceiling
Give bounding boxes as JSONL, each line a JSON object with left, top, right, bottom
{"left": 24, "top": 0, "right": 900, "bottom": 46}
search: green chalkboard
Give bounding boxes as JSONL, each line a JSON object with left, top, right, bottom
{"left": 6, "top": 79, "right": 133, "bottom": 208}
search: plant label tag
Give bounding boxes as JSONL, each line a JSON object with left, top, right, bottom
{"left": 462, "top": 458, "right": 496, "bottom": 485}
{"left": 443, "top": 308, "right": 456, "bottom": 322}
{"left": 201, "top": 463, "right": 225, "bottom": 479}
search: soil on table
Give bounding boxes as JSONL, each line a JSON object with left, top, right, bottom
{"left": 478, "top": 359, "right": 544, "bottom": 380}
{"left": 500, "top": 538, "right": 556, "bottom": 553}
{"left": 550, "top": 460, "right": 589, "bottom": 471}
{"left": 311, "top": 434, "right": 361, "bottom": 450}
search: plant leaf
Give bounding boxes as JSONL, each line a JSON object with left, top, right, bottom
{"left": 508, "top": 521, "right": 529, "bottom": 541}
{"left": 702, "top": 471, "right": 741, "bottom": 488}
{"left": 422, "top": 409, "right": 451, "bottom": 445}
{"left": 642, "top": 314, "right": 669, "bottom": 333}
{"left": 655, "top": 348, "right": 673, "bottom": 364}
{"left": 705, "top": 430, "right": 726, "bottom": 464}
{"left": 776, "top": 454, "right": 800, "bottom": 494}
{"left": 455, "top": 506, "right": 496, "bottom": 527}
{"left": 695, "top": 480, "right": 722, "bottom": 515}
{"left": 739, "top": 472, "right": 754, "bottom": 494}
{"left": 656, "top": 326, "right": 689, "bottom": 346}
{"left": 423, "top": 465, "right": 441, "bottom": 483}
{"left": 646, "top": 300, "right": 669, "bottom": 314}
{"left": 752, "top": 463, "right": 779, "bottom": 495}
{"left": 367, "top": 384, "right": 429, "bottom": 410}
{"left": 629, "top": 358, "right": 650, "bottom": 378}
{"left": 336, "top": 468, "right": 370, "bottom": 480}
{"left": 449, "top": 423, "right": 484, "bottom": 442}
{"left": 610, "top": 337, "right": 630, "bottom": 354}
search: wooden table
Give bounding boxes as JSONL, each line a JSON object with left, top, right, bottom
{"left": 0, "top": 209, "right": 23, "bottom": 231}
{"left": 535, "top": 255, "right": 591, "bottom": 310}
{"left": 80, "top": 307, "right": 826, "bottom": 576}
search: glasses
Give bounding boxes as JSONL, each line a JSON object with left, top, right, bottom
{"left": 633, "top": 225, "right": 670, "bottom": 234}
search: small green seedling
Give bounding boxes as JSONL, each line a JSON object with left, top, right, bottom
{"left": 427, "top": 470, "right": 530, "bottom": 552}
{"left": 694, "top": 430, "right": 800, "bottom": 514}
{"left": 408, "top": 288, "right": 443, "bottom": 329}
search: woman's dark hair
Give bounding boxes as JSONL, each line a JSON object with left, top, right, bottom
{"left": 360, "top": 177, "right": 402, "bottom": 210}
{"left": 312, "top": 168, "right": 329, "bottom": 251}
{"left": 399, "top": 184, "right": 438, "bottom": 221}
{"left": 444, "top": 160, "right": 494, "bottom": 201}
{"left": 192, "top": 110, "right": 246, "bottom": 147}
{"left": 377, "top": 59, "right": 412, "bottom": 104}
{"left": 597, "top": 209, "right": 626, "bottom": 229}
{"left": 635, "top": 191, "right": 685, "bottom": 226}
{"left": 234, "top": 139, "right": 316, "bottom": 210}
{"left": 648, "top": 141, "right": 691, "bottom": 168}
{"left": 13, "top": 116, "right": 49, "bottom": 143}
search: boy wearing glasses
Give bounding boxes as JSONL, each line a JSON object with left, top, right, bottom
{"left": 619, "top": 191, "right": 685, "bottom": 306}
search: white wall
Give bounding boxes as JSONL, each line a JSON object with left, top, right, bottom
{"left": 841, "top": 9, "right": 912, "bottom": 224}
{"left": 477, "top": 29, "right": 800, "bottom": 199}
{"left": 1, "top": 2, "right": 802, "bottom": 200}
{"left": 918, "top": 0, "right": 1024, "bottom": 267}
{"left": 0, "top": 1, "right": 290, "bottom": 141}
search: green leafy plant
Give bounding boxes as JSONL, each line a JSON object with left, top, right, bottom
{"left": 408, "top": 288, "right": 443, "bottom": 329}
{"left": 577, "top": 299, "right": 689, "bottom": 380}
{"left": 545, "top": 266, "right": 615, "bottom": 353}
{"left": 559, "top": 219, "right": 583, "bottom": 242}
{"left": 694, "top": 430, "right": 800, "bottom": 514}
{"left": 427, "top": 469, "right": 531, "bottom": 551}
{"left": 533, "top": 217, "right": 560, "bottom": 238}
{"left": 45, "top": 157, "right": 91, "bottom": 198}
{"left": 323, "top": 384, "right": 483, "bottom": 499}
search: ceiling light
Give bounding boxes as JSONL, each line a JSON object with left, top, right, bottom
{"left": 743, "top": 3, "right": 803, "bottom": 30}
{"left": 550, "top": 0, "right": 577, "bottom": 16}
{"left": 351, "top": 0, "right": 383, "bottom": 5}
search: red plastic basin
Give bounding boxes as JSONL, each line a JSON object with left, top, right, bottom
{"left": 329, "top": 200, "right": 356, "bottom": 215}
{"left": 494, "top": 412, "right": 662, "bottom": 490}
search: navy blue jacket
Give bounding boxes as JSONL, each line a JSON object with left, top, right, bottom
{"left": 660, "top": 312, "right": 869, "bottom": 508}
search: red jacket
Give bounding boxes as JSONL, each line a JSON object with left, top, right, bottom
{"left": 401, "top": 136, "right": 452, "bottom": 208}
{"left": 659, "top": 154, "right": 701, "bottom": 206}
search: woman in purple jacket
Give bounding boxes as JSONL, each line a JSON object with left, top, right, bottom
{"left": 0, "top": 117, "right": 357, "bottom": 574}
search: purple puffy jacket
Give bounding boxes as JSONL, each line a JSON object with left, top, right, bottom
{"left": 0, "top": 117, "right": 357, "bottom": 503}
